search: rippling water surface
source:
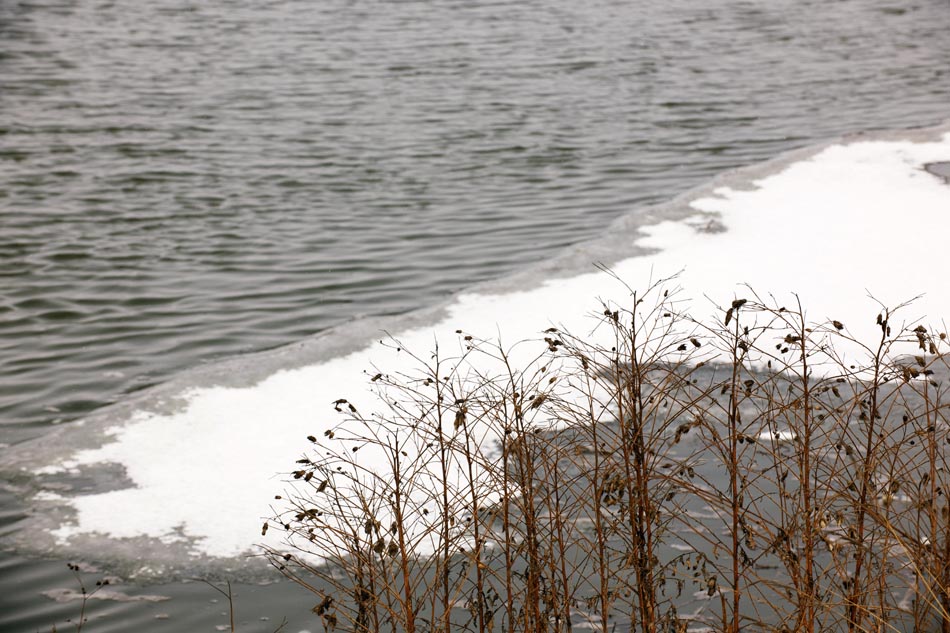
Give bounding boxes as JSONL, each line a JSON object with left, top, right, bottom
{"left": 3, "top": 0, "right": 948, "bottom": 437}
{"left": 1, "top": 0, "right": 949, "bottom": 629}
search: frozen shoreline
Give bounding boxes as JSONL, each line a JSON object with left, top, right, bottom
{"left": 6, "top": 121, "right": 950, "bottom": 571}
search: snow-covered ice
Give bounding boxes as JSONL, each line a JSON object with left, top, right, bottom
{"left": 26, "top": 127, "right": 950, "bottom": 561}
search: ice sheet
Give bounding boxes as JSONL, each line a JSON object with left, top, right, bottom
{"left": 38, "top": 131, "right": 950, "bottom": 560}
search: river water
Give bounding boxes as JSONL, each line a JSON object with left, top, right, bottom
{"left": 1, "top": 0, "right": 949, "bottom": 630}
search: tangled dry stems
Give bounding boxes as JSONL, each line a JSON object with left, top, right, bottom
{"left": 265, "top": 282, "right": 950, "bottom": 633}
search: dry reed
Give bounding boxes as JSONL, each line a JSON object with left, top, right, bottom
{"left": 265, "top": 281, "right": 950, "bottom": 633}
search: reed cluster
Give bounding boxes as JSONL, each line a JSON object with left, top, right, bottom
{"left": 265, "top": 282, "right": 950, "bottom": 633}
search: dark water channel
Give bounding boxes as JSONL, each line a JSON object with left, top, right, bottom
{"left": 2, "top": 0, "right": 950, "bottom": 630}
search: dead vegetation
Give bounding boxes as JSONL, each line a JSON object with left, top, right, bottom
{"left": 265, "top": 282, "right": 950, "bottom": 633}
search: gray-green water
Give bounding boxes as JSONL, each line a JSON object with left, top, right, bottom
{"left": 1, "top": 0, "right": 949, "bottom": 630}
